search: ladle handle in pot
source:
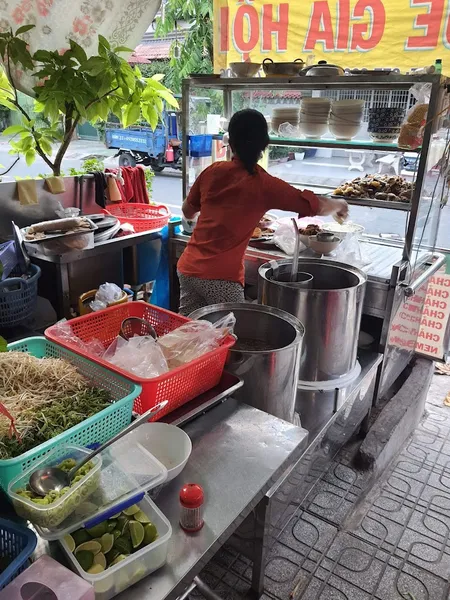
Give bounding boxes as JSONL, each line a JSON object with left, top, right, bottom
{"left": 68, "top": 401, "right": 168, "bottom": 481}
{"left": 290, "top": 218, "right": 300, "bottom": 282}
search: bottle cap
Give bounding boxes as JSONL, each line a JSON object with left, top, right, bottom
{"left": 180, "top": 483, "right": 204, "bottom": 508}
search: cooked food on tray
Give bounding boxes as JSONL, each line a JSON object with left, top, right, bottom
{"left": 333, "top": 174, "right": 413, "bottom": 203}
{"left": 298, "top": 224, "right": 321, "bottom": 236}
{"left": 252, "top": 226, "right": 275, "bottom": 239}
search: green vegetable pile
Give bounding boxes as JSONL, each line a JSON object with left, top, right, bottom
{"left": 0, "top": 388, "right": 111, "bottom": 459}
{"left": 65, "top": 503, "right": 158, "bottom": 575}
{"left": 0, "top": 352, "right": 112, "bottom": 460}
{"left": 16, "top": 458, "right": 94, "bottom": 505}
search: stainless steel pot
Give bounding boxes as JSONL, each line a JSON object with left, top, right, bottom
{"left": 189, "top": 303, "right": 304, "bottom": 423}
{"left": 304, "top": 61, "right": 345, "bottom": 77}
{"left": 263, "top": 58, "right": 305, "bottom": 77}
{"left": 258, "top": 259, "right": 367, "bottom": 382}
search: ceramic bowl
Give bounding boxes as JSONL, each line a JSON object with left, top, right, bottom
{"left": 368, "top": 107, "right": 404, "bottom": 129}
{"left": 230, "top": 62, "right": 261, "bottom": 78}
{"left": 329, "top": 122, "right": 361, "bottom": 140}
{"left": 300, "top": 121, "right": 328, "bottom": 138}
{"left": 308, "top": 236, "right": 341, "bottom": 255}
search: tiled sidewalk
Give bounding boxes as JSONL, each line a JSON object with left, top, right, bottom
{"left": 202, "top": 374, "right": 450, "bottom": 600}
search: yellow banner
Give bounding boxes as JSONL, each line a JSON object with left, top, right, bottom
{"left": 213, "top": 0, "right": 450, "bottom": 74}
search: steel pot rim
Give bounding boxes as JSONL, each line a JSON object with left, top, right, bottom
{"left": 188, "top": 302, "right": 305, "bottom": 355}
{"left": 259, "top": 258, "right": 367, "bottom": 293}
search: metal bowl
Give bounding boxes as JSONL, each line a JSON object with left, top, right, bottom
{"left": 263, "top": 58, "right": 304, "bottom": 77}
{"left": 229, "top": 62, "right": 261, "bottom": 78}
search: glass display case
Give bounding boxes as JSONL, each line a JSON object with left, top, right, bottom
{"left": 179, "top": 74, "right": 449, "bottom": 389}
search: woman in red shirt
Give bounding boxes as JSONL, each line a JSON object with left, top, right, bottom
{"left": 177, "top": 109, "right": 348, "bottom": 316}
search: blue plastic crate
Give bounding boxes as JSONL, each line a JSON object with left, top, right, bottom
{"left": 0, "top": 518, "right": 37, "bottom": 590}
{"left": 189, "top": 135, "right": 213, "bottom": 158}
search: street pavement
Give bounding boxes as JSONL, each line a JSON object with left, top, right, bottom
{"left": 0, "top": 137, "right": 448, "bottom": 249}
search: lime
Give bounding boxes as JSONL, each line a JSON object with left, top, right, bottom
{"left": 64, "top": 534, "right": 76, "bottom": 553}
{"left": 129, "top": 520, "right": 144, "bottom": 549}
{"left": 110, "top": 512, "right": 122, "bottom": 520}
{"left": 93, "top": 552, "right": 107, "bottom": 569}
{"left": 72, "top": 529, "right": 91, "bottom": 546}
{"left": 105, "top": 549, "right": 119, "bottom": 565}
{"left": 76, "top": 541, "right": 102, "bottom": 555}
{"left": 134, "top": 510, "right": 150, "bottom": 524}
{"left": 110, "top": 554, "right": 128, "bottom": 566}
{"left": 86, "top": 522, "right": 107, "bottom": 538}
{"left": 100, "top": 533, "right": 114, "bottom": 554}
{"left": 112, "top": 529, "right": 121, "bottom": 541}
{"left": 114, "top": 535, "right": 131, "bottom": 555}
{"left": 106, "top": 520, "right": 117, "bottom": 533}
{"left": 143, "top": 522, "right": 158, "bottom": 545}
{"left": 87, "top": 564, "right": 105, "bottom": 574}
{"left": 117, "top": 516, "right": 130, "bottom": 535}
{"left": 76, "top": 550, "right": 94, "bottom": 572}
{"left": 123, "top": 504, "right": 140, "bottom": 517}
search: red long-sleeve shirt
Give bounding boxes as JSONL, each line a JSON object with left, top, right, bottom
{"left": 178, "top": 158, "right": 320, "bottom": 285}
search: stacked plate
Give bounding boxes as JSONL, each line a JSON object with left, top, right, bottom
{"left": 299, "top": 98, "right": 331, "bottom": 138}
{"left": 329, "top": 100, "right": 365, "bottom": 140}
{"left": 271, "top": 107, "right": 300, "bottom": 135}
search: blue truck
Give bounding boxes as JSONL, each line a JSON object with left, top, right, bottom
{"left": 105, "top": 110, "right": 181, "bottom": 173}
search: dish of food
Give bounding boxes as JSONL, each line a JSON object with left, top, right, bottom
{"left": 298, "top": 224, "right": 321, "bottom": 236}
{"left": 64, "top": 503, "right": 159, "bottom": 574}
{"left": 10, "top": 449, "right": 102, "bottom": 528}
{"left": 251, "top": 226, "right": 275, "bottom": 240}
{"left": 0, "top": 352, "right": 112, "bottom": 459}
{"left": 24, "top": 217, "right": 93, "bottom": 241}
{"left": 333, "top": 174, "right": 413, "bottom": 203}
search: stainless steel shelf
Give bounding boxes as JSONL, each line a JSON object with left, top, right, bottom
{"left": 186, "top": 74, "right": 446, "bottom": 91}
{"left": 269, "top": 135, "right": 418, "bottom": 154}
{"left": 343, "top": 197, "right": 411, "bottom": 211}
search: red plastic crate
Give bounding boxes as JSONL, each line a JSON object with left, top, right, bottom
{"left": 45, "top": 302, "right": 234, "bottom": 420}
{"left": 103, "top": 204, "right": 170, "bottom": 233}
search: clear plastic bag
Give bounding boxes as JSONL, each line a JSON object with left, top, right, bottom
{"left": 332, "top": 234, "right": 371, "bottom": 268}
{"left": 158, "top": 313, "right": 236, "bottom": 369}
{"left": 103, "top": 335, "right": 169, "bottom": 378}
{"left": 398, "top": 83, "right": 431, "bottom": 149}
{"left": 278, "top": 122, "right": 302, "bottom": 138}
{"left": 51, "top": 321, "right": 106, "bottom": 357}
{"left": 90, "top": 282, "right": 123, "bottom": 312}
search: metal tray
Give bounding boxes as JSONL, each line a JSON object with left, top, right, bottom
{"left": 21, "top": 218, "right": 98, "bottom": 242}
{"left": 161, "top": 372, "right": 243, "bottom": 427}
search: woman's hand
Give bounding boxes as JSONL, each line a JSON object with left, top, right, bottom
{"left": 317, "top": 196, "right": 349, "bottom": 221}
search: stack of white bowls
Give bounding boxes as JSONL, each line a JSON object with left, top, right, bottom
{"left": 299, "top": 98, "right": 331, "bottom": 138}
{"left": 329, "top": 100, "right": 365, "bottom": 140}
{"left": 271, "top": 107, "right": 300, "bottom": 135}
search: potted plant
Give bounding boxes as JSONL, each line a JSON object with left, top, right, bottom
{"left": 0, "top": 26, "right": 178, "bottom": 177}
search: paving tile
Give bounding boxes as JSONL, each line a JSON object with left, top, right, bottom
{"left": 303, "top": 480, "right": 360, "bottom": 526}
{"left": 278, "top": 511, "right": 338, "bottom": 559}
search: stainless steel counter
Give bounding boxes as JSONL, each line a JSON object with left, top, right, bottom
{"left": 32, "top": 401, "right": 308, "bottom": 600}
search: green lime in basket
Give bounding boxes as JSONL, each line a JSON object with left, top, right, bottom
{"left": 76, "top": 550, "right": 94, "bottom": 572}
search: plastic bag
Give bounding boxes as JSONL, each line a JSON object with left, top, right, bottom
{"left": 158, "top": 313, "right": 236, "bottom": 369}
{"left": 90, "top": 282, "right": 123, "bottom": 312}
{"left": 332, "top": 234, "right": 371, "bottom": 268}
{"left": 103, "top": 335, "right": 169, "bottom": 378}
{"left": 398, "top": 83, "right": 431, "bottom": 149}
{"left": 51, "top": 321, "right": 106, "bottom": 356}
{"left": 273, "top": 217, "right": 323, "bottom": 255}
{"left": 278, "top": 122, "right": 302, "bottom": 138}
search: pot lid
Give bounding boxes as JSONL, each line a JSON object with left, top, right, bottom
{"left": 304, "top": 60, "right": 343, "bottom": 71}
{"left": 34, "top": 438, "right": 167, "bottom": 541}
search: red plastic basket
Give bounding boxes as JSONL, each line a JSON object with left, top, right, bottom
{"left": 104, "top": 204, "right": 170, "bottom": 233}
{"left": 45, "top": 302, "right": 234, "bottom": 420}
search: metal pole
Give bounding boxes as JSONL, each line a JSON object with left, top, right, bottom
{"left": 182, "top": 79, "right": 190, "bottom": 200}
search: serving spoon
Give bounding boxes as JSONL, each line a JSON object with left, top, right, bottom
{"left": 29, "top": 400, "right": 168, "bottom": 497}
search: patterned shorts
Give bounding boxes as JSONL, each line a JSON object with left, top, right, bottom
{"left": 178, "top": 272, "right": 245, "bottom": 316}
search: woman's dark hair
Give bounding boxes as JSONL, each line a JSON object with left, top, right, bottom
{"left": 228, "top": 109, "right": 270, "bottom": 174}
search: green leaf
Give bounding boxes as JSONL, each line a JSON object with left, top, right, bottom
{"left": 152, "top": 73, "right": 165, "bottom": 82}
{"left": 113, "top": 46, "right": 133, "bottom": 53}
{"left": 16, "top": 24, "right": 35, "bottom": 35}
{"left": 39, "top": 139, "right": 52, "bottom": 155}
{"left": 69, "top": 39, "right": 88, "bottom": 64}
{"left": 122, "top": 103, "right": 140, "bottom": 128}
{"left": 3, "top": 125, "right": 26, "bottom": 135}
{"left": 98, "top": 35, "right": 111, "bottom": 50}
{"left": 142, "top": 104, "right": 158, "bottom": 130}
{"left": 0, "top": 336, "right": 7, "bottom": 353}
{"left": 25, "top": 149, "right": 36, "bottom": 166}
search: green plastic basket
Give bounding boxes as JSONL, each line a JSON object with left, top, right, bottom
{"left": 0, "top": 337, "right": 141, "bottom": 492}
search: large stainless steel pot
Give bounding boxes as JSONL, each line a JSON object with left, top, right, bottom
{"left": 258, "top": 259, "right": 367, "bottom": 382}
{"left": 189, "top": 303, "right": 304, "bottom": 423}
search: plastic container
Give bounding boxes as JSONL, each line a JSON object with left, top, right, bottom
{"left": 0, "top": 555, "right": 95, "bottom": 599}
{"left": 189, "top": 135, "right": 213, "bottom": 157}
{"left": 103, "top": 204, "right": 170, "bottom": 233}
{"left": 59, "top": 496, "right": 171, "bottom": 600}
{"left": 0, "top": 264, "right": 41, "bottom": 328}
{"left": 0, "top": 337, "right": 141, "bottom": 493}
{"left": 45, "top": 302, "right": 234, "bottom": 420}
{"left": 0, "top": 518, "right": 37, "bottom": 590}
{"left": 8, "top": 446, "right": 102, "bottom": 529}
